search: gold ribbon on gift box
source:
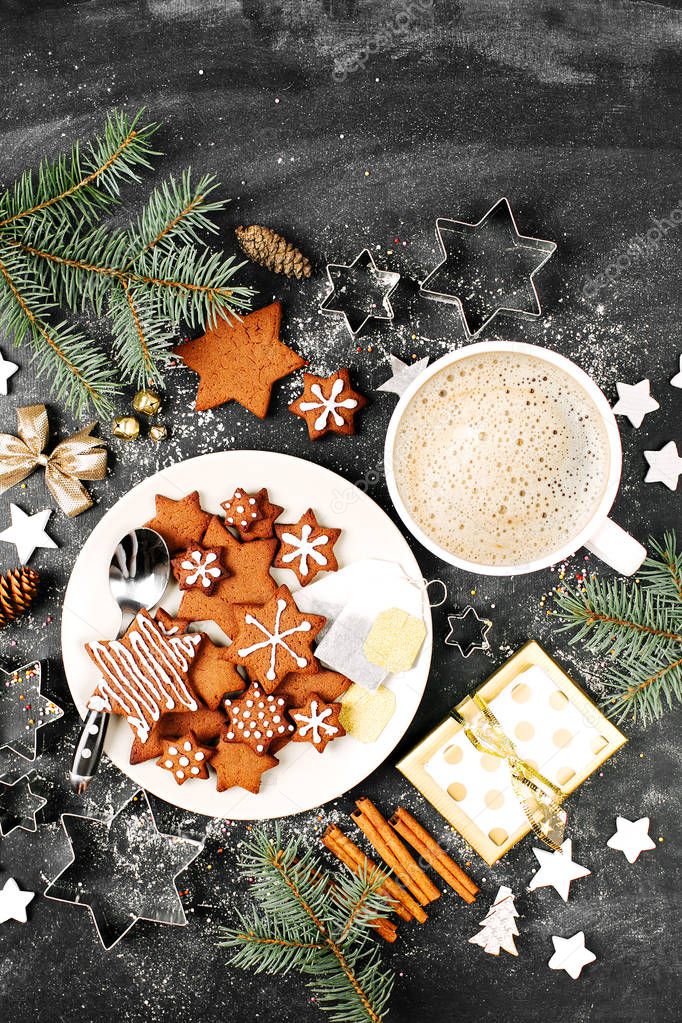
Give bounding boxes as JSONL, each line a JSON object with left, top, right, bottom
{"left": 0, "top": 404, "right": 108, "bottom": 518}
{"left": 454, "top": 693, "right": 567, "bottom": 850}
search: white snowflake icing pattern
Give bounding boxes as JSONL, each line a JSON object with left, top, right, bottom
{"left": 280, "top": 524, "right": 329, "bottom": 577}
{"left": 181, "top": 549, "right": 222, "bottom": 588}
{"left": 293, "top": 699, "right": 339, "bottom": 746}
{"left": 237, "top": 598, "right": 313, "bottom": 681}
{"left": 299, "top": 378, "right": 358, "bottom": 431}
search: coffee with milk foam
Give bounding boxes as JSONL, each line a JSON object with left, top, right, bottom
{"left": 393, "top": 351, "right": 611, "bottom": 567}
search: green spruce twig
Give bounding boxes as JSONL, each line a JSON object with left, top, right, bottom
{"left": 0, "top": 110, "right": 255, "bottom": 415}
{"left": 218, "top": 827, "right": 394, "bottom": 1023}
{"left": 553, "top": 531, "right": 682, "bottom": 724}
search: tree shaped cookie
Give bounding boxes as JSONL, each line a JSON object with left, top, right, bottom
{"left": 171, "top": 544, "right": 228, "bottom": 594}
{"left": 289, "top": 368, "right": 367, "bottom": 439}
{"left": 290, "top": 693, "right": 345, "bottom": 753}
{"left": 157, "top": 731, "right": 213, "bottom": 785}
{"left": 274, "top": 508, "right": 341, "bottom": 586}
{"left": 173, "top": 301, "right": 305, "bottom": 416}
{"left": 223, "top": 682, "right": 294, "bottom": 755}
{"left": 144, "top": 490, "right": 211, "bottom": 553}
{"left": 228, "top": 585, "right": 326, "bottom": 693}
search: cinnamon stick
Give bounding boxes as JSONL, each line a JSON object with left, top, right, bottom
{"left": 369, "top": 917, "right": 398, "bottom": 943}
{"left": 353, "top": 798, "right": 440, "bottom": 905}
{"left": 322, "top": 825, "right": 416, "bottom": 923}
{"left": 390, "top": 807, "right": 479, "bottom": 901}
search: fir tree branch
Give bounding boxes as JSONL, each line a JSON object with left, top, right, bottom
{"left": 640, "top": 531, "right": 682, "bottom": 604}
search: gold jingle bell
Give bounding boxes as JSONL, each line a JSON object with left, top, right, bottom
{"left": 112, "top": 416, "right": 140, "bottom": 441}
{"left": 149, "top": 424, "right": 168, "bottom": 442}
{"left": 132, "top": 388, "right": 162, "bottom": 417}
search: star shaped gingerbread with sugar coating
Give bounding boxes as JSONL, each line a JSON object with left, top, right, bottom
{"left": 274, "top": 508, "right": 341, "bottom": 586}
{"left": 173, "top": 301, "right": 305, "bottom": 417}
{"left": 228, "top": 585, "right": 326, "bottom": 693}
{"left": 289, "top": 368, "right": 367, "bottom": 440}
{"left": 157, "top": 731, "right": 213, "bottom": 785}
{"left": 145, "top": 490, "right": 211, "bottom": 553}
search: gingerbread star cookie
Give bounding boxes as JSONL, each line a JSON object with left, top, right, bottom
{"left": 171, "top": 544, "right": 228, "bottom": 595}
{"left": 289, "top": 368, "right": 367, "bottom": 440}
{"left": 155, "top": 607, "right": 245, "bottom": 709}
{"left": 290, "top": 693, "right": 345, "bottom": 753}
{"left": 228, "top": 585, "right": 326, "bottom": 693}
{"left": 227, "top": 487, "right": 284, "bottom": 542}
{"left": 157, "top": 731, "right": 213, "bottom": 785}
{"left": 223, "top": 682, "right": 294, "bottom": 755}
{"left": 173, "top": 301, "right": 306, "bottom": 417}
{"left": 275, "top": 668, "right": 351, "bottom": 707}
{"left": 129, "top": 707, "right": 227, "bottom": 765}
{"left": 145, "top": 490, "right": 211, "bottom": 553}
{"left": 274, "top": 508, "right": 341, "bottom": 586}
{"left": 221, "top": 487, "right": 264, "bottom": 532}
{"left": 178, "top": 516, "right": 277, "bottom": 637}
{"left": 210, "top": 739, "right": 278, "bottom": 794}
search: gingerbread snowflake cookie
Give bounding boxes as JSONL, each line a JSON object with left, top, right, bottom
{"left": 171, "top": 544, "right": 228, "bottom": 594}
{"left": 274, "top": 508, "right": 341, "bottom": 586}
{"left": 157, "top": 731, "right": 213, "bottom": 785}
{"left": 223, "top": 683, "right": 294, "bottom": 755}
{"left": 221, "top": 487, "right": 264, "bottom": 532}
{"left": 228, "top": 585, "right": 326, "bottom": 692}
{"left": 290, "top": 693, "right": 345, "bottom": 752}
{"left": 289, "top": 369, "right": 367, "bottom": 440}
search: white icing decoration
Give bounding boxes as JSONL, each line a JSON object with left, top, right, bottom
{"left": 87, "top": 611, "right": 200, "bottom": 742}
{"left": 181, "top": 549, "right": 222, "bottom": 588}
{"left": 293, "top": 699, "right": 339, "bottom": 746}
{"left": 225, "top": 684, "right": 294, "bottom": 749}
{"left": 281, "top": 523, "right": 330, "bottom": 577}
{"left": 237, "top": 598, "right": 312, "bottom": 681}
{"left": 299, "top": 378, "right": 358, "bottom": 431}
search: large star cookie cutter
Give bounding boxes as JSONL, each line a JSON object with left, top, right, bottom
{"left": 44, "top": 789, "right": 204, "bottom": 949}
{"left": 319, "top": 248, "right": 401, "bottom": 339}
{"left": 444, "top": 605, "right": 492, "bottom": 658}
{"left": 420, "top": 197, "right": 557, "bottom": 337}
{"left": 0, "top": 660, "right": 63, "bottom": 763}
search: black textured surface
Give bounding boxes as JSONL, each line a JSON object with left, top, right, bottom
{"left": 0, "top": 2, "right": 680, "bottom": 1021}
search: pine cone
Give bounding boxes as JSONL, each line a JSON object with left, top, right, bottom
{"left": 0, "top": 566, "right": 40, "bottom": 628}
{"left": 235, "top": 225, "right": 312, "bottom": 280}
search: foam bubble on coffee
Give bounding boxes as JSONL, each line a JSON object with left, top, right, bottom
{"left": 393, "top": 351, "right": 611, "bottom": 567}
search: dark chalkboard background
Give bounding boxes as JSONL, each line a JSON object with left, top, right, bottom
{"left": 0, "top": 2, "right": 680, "bottom": 1021}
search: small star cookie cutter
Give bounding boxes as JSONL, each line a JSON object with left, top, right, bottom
{"left": 319, "top": 248, "right": 400, "bottom": 339}
{"left": 0, "top": 660, "right": 63, "bottom": 763}
{"left": 420, "top": 196, "right": 557, "bottom": 338}
{"left": 444, "top": 605, "right": 492, "bottom": 658}
{"left": 0, "top": 773, "right": 46, "bottom": 835}
{"left": 44, "top": 789, "right": 204, "bottom": 950}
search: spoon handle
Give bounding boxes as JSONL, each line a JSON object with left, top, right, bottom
{"left": 70, "top": 710, "right": 109, "bottom": 794}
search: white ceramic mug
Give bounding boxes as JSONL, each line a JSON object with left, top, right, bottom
{"left": 384, "top": 341, "right": 646, "bottom": 577}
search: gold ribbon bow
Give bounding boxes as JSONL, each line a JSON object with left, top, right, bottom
{"left": 454, "top": 693, "right": 567, "bottom": 850}
{"left": 0, "top": 404, "right": 108, "bottom": 518}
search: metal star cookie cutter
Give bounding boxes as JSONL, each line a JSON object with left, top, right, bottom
{"left": 420, "top": 197, "right": 557, "bottom": 337}
{"left": 319, "top": 247, "right": 401, "bottom": 339}
{"left": 0, "top": 773, "right": 47, "bottom": 835}
{"left": 444, "top": 605, "right": 492, "bottom": 658}
{"left": 44, "top": 789, "right": 204, "bottom": 950}
{"left": 0, "top": 660, "right": 63, "bottom": 763}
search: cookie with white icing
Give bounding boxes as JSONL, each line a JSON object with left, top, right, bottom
{"left": 274, "top": 508, "right": 341, "bottom": 586}
{"left": 171, "top": 544, "right": 228, "bottom": 595}
{"left": 289, "top": 368, "right": 367, "bottom": 440}
{"left": 157, "top": 731, "right": 213, "bottom": 784}
{"left": 221, "top": 487, "right": 264, "bottom": 532}
{"left": 223, "top": 682, "right": 294, "bottom": 755}
{"left": 290, "top": 693, "right": 345, "bottom": 753}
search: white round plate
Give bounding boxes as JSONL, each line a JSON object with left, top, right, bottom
{"left": 62, "top": 451, "right": 432, "bottom": 819}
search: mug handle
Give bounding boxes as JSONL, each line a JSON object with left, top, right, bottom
{"left": 584, "top": 518, "right": 646, "bottom": 576}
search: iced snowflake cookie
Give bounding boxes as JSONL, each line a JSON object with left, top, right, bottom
{"left": 223, "top": 682, "right": 294, "bottom": 755}
{"left": 227, "top": 487, "right": 284, "bottom": 542}
{"left": 289, "top": 368, "right": 367, "bottom": 440}
{"left": 221, "top": 487, "right": 264, "bottom": 532}
{"left": 157, "top": 731, "right": 213, "bottom": 785}
{"left": 171, "top": 544, "right": 228, "bottom": 595}
{"left": 228, "top": 585, "right": 326, "bottom": 693}
{"left": 290, "top": 693, "right": 345, "bottom": 753}
{"left": 274, "top": 508, "right": 341, "bottom": 586}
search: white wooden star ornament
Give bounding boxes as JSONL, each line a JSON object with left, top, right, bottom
{"left": 670, "top": 356, "right": 682, "bottom": 388}
{"left": 0, "top": 503, "right": 58, "bottom": 564}
{"left": 528, "top": 839, "right": 591, "bottom": 902}
{"left": 644, "top": 442, "right": 682, "bottom": 490}
{"left": 611, "top": 379, "right": 659, "bottom": 428}
{"left": 377, "top": 354, "right": 429, "bottom": 397}
{"left": 0, "top": 877, "right": 35, "bottom": 924}
{"left": 548, "top": 932, "right": 596, "bottom": 979}
{"left": 0, "top": 348, "right": 19, "bottom": 396}
{"left": 606, "top": 815, "right": 656, "bottom": 863}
